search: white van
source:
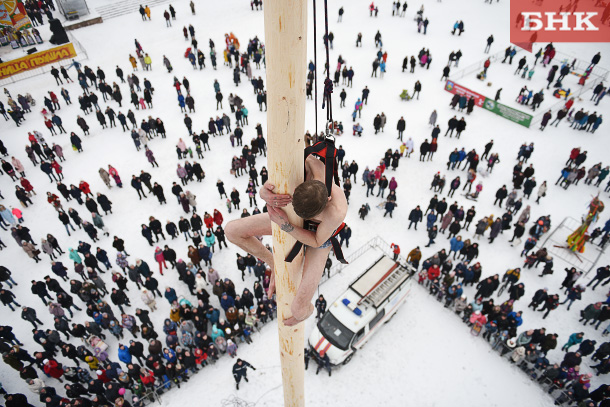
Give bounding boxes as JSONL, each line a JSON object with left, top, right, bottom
{"left": 309, "top": 254, "right": 414, "bottom": 366}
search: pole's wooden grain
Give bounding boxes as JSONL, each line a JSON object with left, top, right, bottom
{"left": 264, "top": 0, "right": 307, "bottom": 406}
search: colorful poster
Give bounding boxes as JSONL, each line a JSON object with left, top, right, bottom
{"left": 482, "top": 98, "right": 533, "bottom": 128}
{"left": 444, "top": 80, "right": 486, "bottom": 108}
{"left": 0, "top": 43, "right": 77, "bottom": 79}
{"left": 0, "top": 3, "right": 12, "bottom": 27}
{"left": 1, "top": 0, "right": 32, "bottom": 30}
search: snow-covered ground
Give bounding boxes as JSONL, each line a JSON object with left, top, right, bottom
{"left": 1, "top": 0, "right": 610, "bottom": 405}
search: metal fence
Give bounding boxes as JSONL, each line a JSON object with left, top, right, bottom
{"left": 0, "top": 33, "right": 89, "bottom": 87}
{"left": 539, "top": 216, "right": 607, "bottom": 277}
{"left": 448, "top": 48, "right": 523, "bottom": 81}
{"left": 320, "top": 236, "right": 406, "bottom": 286}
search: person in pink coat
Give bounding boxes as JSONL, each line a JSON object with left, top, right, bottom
{"left": 11, "top": 157, "right": 25, "bottom": 177}
{"left": 11, "top": 207, "right": 23, "bottom": 223}
{"left": 469, "top": 310, "right": 487, "bottom": 326}
{"left": 154, "top": 246, "right": 167, "bottom": 275}
{"left": 108, "top": 165, "right": 122, "bottom": 187}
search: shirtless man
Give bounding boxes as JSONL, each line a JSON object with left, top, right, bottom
{"left": 226, "top": 155, "right": 348, "bottom": 326}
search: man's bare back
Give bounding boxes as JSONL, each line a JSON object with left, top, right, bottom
{"left": 225, "top": 155, "right": 348, "bottom": 325}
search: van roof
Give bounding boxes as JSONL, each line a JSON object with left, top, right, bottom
{"left": 351, "top": 256, "right": 398, "bottom": 299}
{"left": 329, "top": 254, "right": 411, "bottom": 331}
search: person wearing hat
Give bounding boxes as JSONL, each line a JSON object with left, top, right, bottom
{"left": 43, "top": 358, "right": 64, "bottom": 382}
{"left": 232, "top": 358, "right": 255, "bottom": 390}
{"left": 315, "top": 350, "right": 332, "bottom": 376}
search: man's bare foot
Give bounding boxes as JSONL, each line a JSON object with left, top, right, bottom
{"left": 283, "top": 302, "right": 314, "bottom": 326}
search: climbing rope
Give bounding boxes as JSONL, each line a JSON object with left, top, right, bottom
{"left": 312, "top": 0, "right": 334, "bottom": 137}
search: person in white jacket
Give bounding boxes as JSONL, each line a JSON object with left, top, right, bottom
{"left": 195, "top": 274, "right": 207, "bottom": 291}
{"left": 27, "top": 378, "right": 46, "bottom": 394}
{"left": 536, "top": 181, "right": 547, "bottom": 204}
{"left": 405, "top": 137, "right": 414, "bottom": 158}
{"left": 140, "top": 289, "right": 157, "bottom": 311}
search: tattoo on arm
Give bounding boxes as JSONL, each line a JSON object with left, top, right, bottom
{"left": 280, "top": 222, "right": 294, "bottom": 233}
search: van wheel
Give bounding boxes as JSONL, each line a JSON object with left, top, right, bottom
{"left": 342, "top": 353, "right": 355, "bottom": 365}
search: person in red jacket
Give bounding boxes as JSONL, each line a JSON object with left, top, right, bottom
{"left": 567, "top": 147, "right": 580, "bottom": 166}
{"left": 20, "top": 178, "right": 35, "bottom": 195}
{"left": 213, "top": 209, "right": 224, "bottom": 226}
{"left": 390, "top": 243, "right": 400, "bottom": 261}
{"left": 44, "top": 117, "right": 56, "bottom": 135}
{"left": 140, "top": 368, "right": 156, "bottom": 389}
{"left": 203, "top": 212, "right": 214, "bottom": 230}
{"left": 43, "top": 358, "right": 64, "bottom": 381}
{"left": 51, "top": 160, "right": 63, "bottom": 181}
{"left": 96, "top": 368, "right": 111, "bottom": 383}
{"left": 427, "top": 264, "right": 441, "bottom": 283}
{"left": 565, "top": 97, "right": 574, "bottom": 111}
{"left": 78, "top": 181, "right": 92, "bottom": 197}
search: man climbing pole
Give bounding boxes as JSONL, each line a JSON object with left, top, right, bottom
{"left": 226, "top": 152, "right": 348, "bottom": 326}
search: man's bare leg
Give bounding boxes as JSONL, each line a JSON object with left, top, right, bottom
{"left": 284, "top": 246, "right": 331, "bottom": 326}
{"left": 225, "top": 213, "right": 274, "bottom": 267}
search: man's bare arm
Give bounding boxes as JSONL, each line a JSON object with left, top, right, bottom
{"left": 267, "top": 205, "right": 339, "bottom": 248}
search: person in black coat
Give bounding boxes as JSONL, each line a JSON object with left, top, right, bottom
{"left": 135, "top": 308, "right": 153, "bottom": 327}
{"left": 141, "top": 225, "right": 154, "bottom": 246}
{"left": 110, "top": 288, "right": 130, "bottom": 313}
{"left": 82, "top": 221, "right": 98, "bottom": 242}
{"left": 152, "top": 183, "right": 166, "bottom": 204}
{"left": 163, "top": 245, "right": 177, "bottom": 268}
{"left": 131, "top": 176, "right": 147, "bottom": 200}
{"left": 31, "top": 281, "right": 54, "bottom": 305}
{"left": 232, "top": 359, "right": 255, "bottom": 390}
{"left": 21, "top": 307, "right": 43, "bottom": 328}
{"left": 445, "top": 116, "right": 458, "bottom": 137}
{"left": 56, "top": 292, "right": 82, "bottom": 317}
{"left": 0, "top": 289, "right": 21, "bottom": 311}
{"left": 129, "top": 339, "right": 145, "bottom": 364}
{"left": 148, "top": 217, "right": 165, "bottom": 241}
{"left": 494, "top": 185, "right": 508, "bottom": 207}
{"left": 215, "top": 226, "right": 228, "bottom": 249}
{"left": 407, "top": 206, "right": 423, "bottom": 230}
{"left": 338, "top": 226, "right": 352, "bottom": 248}
{"left": 165, "top": 221, "right": 178, "bottom": 239}
{"left": 96, "top": 193, "right": 112, "bottom": 214}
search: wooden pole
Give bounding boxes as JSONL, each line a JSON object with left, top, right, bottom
{"left": 264, "top": 0, "right": 307, "bottom": 406}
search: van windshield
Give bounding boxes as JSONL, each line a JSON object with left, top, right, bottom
{"left": 318, "top": 312, "right": 355, "bottom": 351}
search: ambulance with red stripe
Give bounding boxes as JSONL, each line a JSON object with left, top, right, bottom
{"left": 309, "top": 254, "right": 414, "bottom": 366}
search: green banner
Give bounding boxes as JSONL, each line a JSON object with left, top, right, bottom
{"left": 482, "top": 98, "right": 533, "bottom": 128}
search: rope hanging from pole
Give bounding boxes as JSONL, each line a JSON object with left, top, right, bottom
{"left": 313, "top": 0, "right": 334, "bottom": 135}
{"left": 312, "top": 0, "right": 318, "bottom": 136}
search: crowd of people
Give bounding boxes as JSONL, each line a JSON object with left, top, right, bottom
{"left": 0, "top": 1, "right": 608, "bottom": 406}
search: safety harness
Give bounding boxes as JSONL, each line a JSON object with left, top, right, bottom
{"left": 284, "top": 135, "right": 348, "bottom": 264}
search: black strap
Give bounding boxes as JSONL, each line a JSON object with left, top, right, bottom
{"left": 304, "top": 137, "right": 338, "bottom": 196}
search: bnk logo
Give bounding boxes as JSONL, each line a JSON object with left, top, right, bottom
{"left": 510, "top": 1, "right": 610, "bottom": 51}
{"left": 520, "top": 12, "right": 599, "bottom": 31}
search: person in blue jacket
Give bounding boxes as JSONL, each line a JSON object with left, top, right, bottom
{"left": 220, "top": 292, "right": 235, "bottom": 311}
{"left": 118, "top": 344, "right": 132, "bottom": 365}
{"left": 178, "top": 94, "right": 186, "bottom": 113}
{"left": 426, "top": 210, "right": 437, "bottom": 230}
{"left": 448, "top": 236, "right": 464, "bottom": 259}
{"left": 164, "top": 287, "right": 177, "bottom": 304}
